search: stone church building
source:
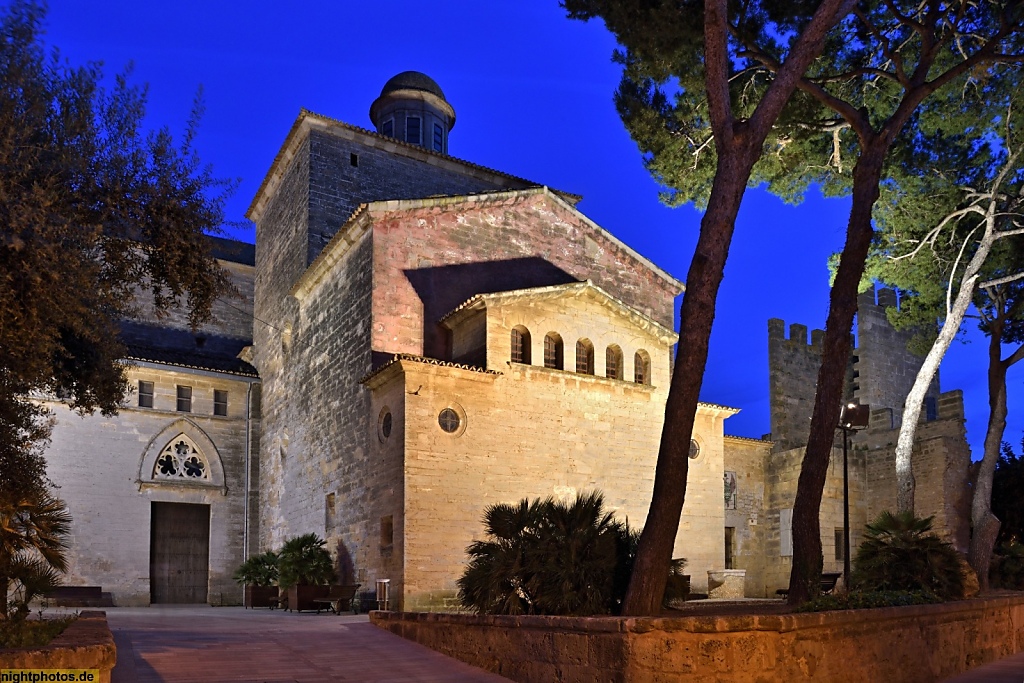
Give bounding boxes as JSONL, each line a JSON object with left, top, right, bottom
{"left": 39, "top": 72, "right": 971, "bottom": 609}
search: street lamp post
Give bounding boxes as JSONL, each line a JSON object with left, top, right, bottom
{"left": 838, "top": 402, "right": 870, "bottom": 584}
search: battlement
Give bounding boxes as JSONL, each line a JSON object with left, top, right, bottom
{"left": 768, "top": 318, "right": 824, "bottom": 348}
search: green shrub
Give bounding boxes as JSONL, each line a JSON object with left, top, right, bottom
{"left": 277, "top": 534, "right": 334, "bottom": 589}
{"left": 797, "top": 590, "right": 942, "bottom": 612}
{"left": 457, "top": 491, "right": 683, "bottom": 616}
{"left": 0, "top": 615, "right": 75, "bottom": 648}
{"left": 851, "top": 511, "right": 965, "bottom": 600}
{"left": 990, "top": 540, "right": 1024, "bottom": 589}
{"left": 232, "top": 550, "right": 279, "bottom": 587}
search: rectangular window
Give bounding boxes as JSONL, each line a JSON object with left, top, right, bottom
{"left": 433, "top": 123, "right": 443, "bottom": 152}
{"left": 382, "top": 118, "right": 393, "bottom": 137}
{"left": 835, "top": 528, "right": 845, "bottom": 562}
{"left": 176, "top": 385, "right": 192, "bottom": 413}
{"left": 406, "top": 116, "right": 421, "bottom": 144}
{"left": 138, "top": 381, "right": 154, "bottom": 408}
{"left": 349, "top": 152, "right": 359, "bottom": 167}
{"left": 214, "top": 390, "right": 228, "bottom": 416}
{"left": 725, "top": 527, "right": 735, "bottom": 570}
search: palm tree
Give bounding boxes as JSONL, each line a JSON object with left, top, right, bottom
{"left": 0, "top": 489, "right": 71, "bottom": 619}
{"left": 852, "top": 511, "right": 965, "bottom": 600}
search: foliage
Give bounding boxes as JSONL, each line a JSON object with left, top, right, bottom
{"left": 0, "top": 614, "right": 74, "bottom": 648}
{"left": 796, "top": 590, "right": 942, "bottom": 613}
{"left": 989, "top": 540, "right": 1024, "bottom": 590}
{"left": 232, "top": 550, "right": 279, "bottom": 587}
{"left": 993, "top": 442, "right": 1024, "bottom": 546}
{"left": 0, "top": 490, "right": 71, "bottom": 620}
{"left": 850, "top": 512, "right": 965, "bottom": 600}
{"left": 277, "top": 534, "right": 334, "bottom": 589}
{"left": 0, "top": 1, "right": 234, "bottom": 500}
{"left": 457, "top": 492, "right": 682, "bottom": 616}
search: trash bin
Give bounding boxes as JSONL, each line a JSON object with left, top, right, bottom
{"left": 375, "top": 578, "right": 390, "bottom": 611}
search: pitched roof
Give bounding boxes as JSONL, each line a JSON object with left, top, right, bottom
{"left": 119, "top": 320, "right": 258, "bottom": 377}
{"left": 207, "top": 236, "right": 255, "bottom": 266}
{"left": 439, "top": 280, "right": 678, "bottom": 345}
{"left": 246, "top": 110, "right": 581, "bottom": 223}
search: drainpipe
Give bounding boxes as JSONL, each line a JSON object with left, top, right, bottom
{"left": 242, "top": 381, "right": 254, "bottom": 605}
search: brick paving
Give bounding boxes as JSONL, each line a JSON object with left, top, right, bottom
{"left": 106, "top": 606, "right": 510, "bottom": 683}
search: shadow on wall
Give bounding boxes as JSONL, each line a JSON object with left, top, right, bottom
{"left": 404, "top": 257, "right": 579, "bottom": 361}
{"left": 335, "top": 539, "right": 355, "bottom": 585}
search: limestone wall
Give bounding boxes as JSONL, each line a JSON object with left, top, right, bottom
{"left": 390, "top": 351, "right": 730, "bottom": 610}
{"left": 372, "top": 594, "right": 1024, "bottom": 683}
{"left": 767, "top": 319, "right": 826, "bottom": 452}
{"left": 722, "top": 436, "right": 771, "bottom": 596}
{"left": 43, "top": 365, "right": 256, "bottom": 606}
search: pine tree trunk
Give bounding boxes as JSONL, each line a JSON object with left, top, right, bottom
{"left": 894, "top": 274, "right": 979, "bottom": 514}
{"left": 622, "top": 159, "right": 749, "bottom": 615}
{"left": 621, "top": 0, "right": 854, "bottom": 615}
{"left": 788, "top": 146, "right": 884, "bottom": 604}
{"left": 0, "top": 574, "right": 8, "bottom": 619}
{"left": 969, "top": 330, "right": 1010, "bottom": 590}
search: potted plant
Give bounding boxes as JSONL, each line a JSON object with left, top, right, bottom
{"left": 233, "top": 550, "right": 279, "bottom": 608}
{"left": 277, "top": 533, "right": 335, "bottom": 612}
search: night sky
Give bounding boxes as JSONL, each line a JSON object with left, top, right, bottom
{"left": 40, "top": 1, "right": 1010, "bottom": 458}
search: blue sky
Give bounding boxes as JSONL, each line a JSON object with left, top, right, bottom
{"left": 39, "top": 0, "right": 1007, "bottom": 456}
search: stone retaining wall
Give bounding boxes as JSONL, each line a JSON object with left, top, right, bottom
{"left": 371, "top": 594, "right": 1024, "bottom": 682}
{"left": 0, "top": 611, "right": 116, "bottom": 683}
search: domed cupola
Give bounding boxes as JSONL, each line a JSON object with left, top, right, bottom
{"left": 370, "top": 71, "right": 455, "bottom": 154}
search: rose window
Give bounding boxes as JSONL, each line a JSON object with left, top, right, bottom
{"left": 153, "top": 436, "right": 210, "bottom": 481}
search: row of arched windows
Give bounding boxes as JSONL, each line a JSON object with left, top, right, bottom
{"left": 511, "top": 327, "right": 652, "bottom": 385}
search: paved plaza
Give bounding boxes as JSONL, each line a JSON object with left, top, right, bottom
{"left": 105, "top": 606, "right": 510, "bottom": 683}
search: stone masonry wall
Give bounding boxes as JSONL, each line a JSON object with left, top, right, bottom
{"left": 853, "top": 287, "right": 939, "bottom": 426}
{"left": 723, "top": 436, "right": 771, "bottom": 596}
{"left": 760, "top": 445, "right": 867, "bottom": 595}
{"left": 862, "top": 390, "right": 972, "bottom": 550}
{"left": 306, "top": 128, "right": 520, "bottom": 264}
{"left": 768, "top": 319, "right": 825, "bottom": 452}
{"left": 370, "top": 191, "right": 680, "bottom": 361}
{"left": 372, "top": 593, "right": 1024, "bottom": 683}
{"left": 43, "top": 365, "right": 255, "bottom": 606}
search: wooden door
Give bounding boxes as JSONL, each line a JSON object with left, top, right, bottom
{"left": 150, "top": 502, "right": 210, "bottom": 604}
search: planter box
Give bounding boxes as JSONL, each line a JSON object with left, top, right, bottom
{"left": 244, "top": 585, "right": 279, "bottom": 609}
{"left": 286, "top": 584, "right": 329, "bottom": 612}
{"left": 0, "top": 611, "right": 115, "bottom": 683}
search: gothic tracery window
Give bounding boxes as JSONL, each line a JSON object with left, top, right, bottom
{"left": 154, "top": 435, "right": 210, "bottom": 481}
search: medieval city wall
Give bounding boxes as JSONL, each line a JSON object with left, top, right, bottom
{"left": 853, "top": 288, "right": 939, "bottom": 424}
{"left": 42, "top": 365, "right": 255, "bottom": 606}
{"left": 768, "top": 319, "right": 826, "bottom": 452}
{"left": 862, "top": 390, "right": 972, "bottom": 550}
{"left": 758, "top": 445, "right": 867, "bottom": 596}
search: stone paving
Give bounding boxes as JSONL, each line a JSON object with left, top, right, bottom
{"left": 943, "top": 651, "right": 1024, "bottom": 683}
{"left": 105, "top": 606, "right": 511, "bottom": 683}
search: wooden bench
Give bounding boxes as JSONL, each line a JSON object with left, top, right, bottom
{"left": 313, "top": 584, "right": 361, "bottom": 615}
{"left": 775, "top": 572, "right": 843, "bottom": 598}
{"left": 43, "top": 586, "right": 114, "bottom": 607}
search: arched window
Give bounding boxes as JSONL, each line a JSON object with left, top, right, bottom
{"left": 154, "top": 434, "right": 211, "bottom": 481}
{"left": 544, "top": 333, "right": 563, "bottom": 370}
{"left": 634, "top": 350, "right": 651, "bottom": 385}
{"left": 606, "top": 345, "right": 623, "bottom": 380}
{"left": 575, "top": 339, "right": 594, "bottom": 375}
{"left": 511, "top": 326, "right": 531, "bottom": 364}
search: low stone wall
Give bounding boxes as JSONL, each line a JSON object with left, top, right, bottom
{"left": 0, "top": 611, "right": 116, "bottom": 683}
{"left": 371, "top": 594, "right": 1024, "bottom": 682}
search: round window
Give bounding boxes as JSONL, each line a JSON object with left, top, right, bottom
{"left": 378, "top": 408, "right": 393, "bottom": 442}
{"left": 688, "top": 439, "right": 700, "bottom": 459}
{"left": 438, "top": 408, "right": 461, "bottom": 434}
